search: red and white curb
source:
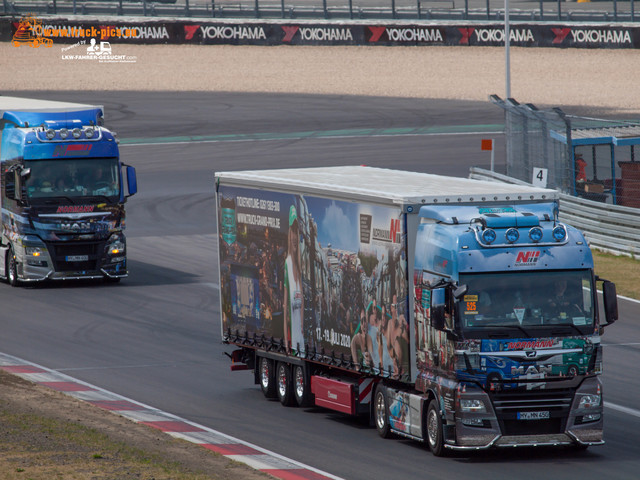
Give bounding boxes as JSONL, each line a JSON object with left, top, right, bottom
{"left": 0, "top": 352, "right": 343, "bottom": 480}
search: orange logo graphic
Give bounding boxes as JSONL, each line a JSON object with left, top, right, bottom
{"left": 13, "top": 16, "right": 53, "bottom": 48}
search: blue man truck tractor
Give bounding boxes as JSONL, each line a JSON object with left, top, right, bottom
{"left": 216, "top": 166, "right": 617, "bottom": 456}
{"left": 0, "top": 97, "right": 137, "bottom": 285}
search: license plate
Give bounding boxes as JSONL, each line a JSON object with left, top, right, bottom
{"left": 518, "top": 411, "right": 550, "bottom": 420}
{"left": 66, "top": 255, "right": 88, "bottom": 262}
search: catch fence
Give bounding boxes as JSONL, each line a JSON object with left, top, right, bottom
{"left": 491, "top": 95, "right": 640, "bottom": 210}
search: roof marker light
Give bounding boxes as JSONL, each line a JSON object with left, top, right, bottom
{"left": 482, "top": 228, "right": 497, "bottom": 244}
{"left": 505, "top": 228, "right": 519, "bottom": 243}
{"left": 529, "top": 227, "right": 543, "bottom": 243}
{"left": 553, "top": 225, "right": 567, "bottom": 242}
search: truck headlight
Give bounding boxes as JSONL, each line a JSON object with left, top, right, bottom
{"left": 460, "top": 399, "right": 486, "bottom": 413}
{"left": 109, "top": 241, "right": 125, "bottom": 255}
{"left": 578, "top": 394, "right": 601, "bottom": 409}
{"left": 106, "top": 234, "right": 125, "bottom": 255}
{"left": 26, "top": 246, "right": 43, "bottom": 257}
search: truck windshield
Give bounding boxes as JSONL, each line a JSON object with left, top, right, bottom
{"left": 457, "top": 270, "right": 595, "bottom": 338}
{"left": 24, "top": 158, "right": 120, "bottom": 203}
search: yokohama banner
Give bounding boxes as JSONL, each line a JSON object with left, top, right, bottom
{"left": 3, "top": 17, "right": 640, "bottom": 48}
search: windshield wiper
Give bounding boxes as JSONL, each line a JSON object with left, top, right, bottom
{"left": 85, "top": 195, "right": 112, "bottom": 203}
{"left": 44, "top": 195, "right": 76, "bottom": 205}
{"left": 472, "top": 324, "right": 533, "bottom": 338}
{"left": 550, "top": 323, "right": 587, "bottom": 336}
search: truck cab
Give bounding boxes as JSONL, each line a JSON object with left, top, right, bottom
{"left": 0, "top": 97, "right": 137, "bottom": 285}
{"left": 411, "top": 201, "right": 617, "bottom": 452}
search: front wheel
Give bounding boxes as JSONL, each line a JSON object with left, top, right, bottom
{"left": 374, "top": 384, "right": 391, "bottom": 438}
{"left": 7, "top": 248, "right": 18, "bottom": 287}
{"left": 426, "top": 399, "right": 447, "bottom": 457}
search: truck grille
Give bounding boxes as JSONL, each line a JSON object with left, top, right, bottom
{"left": 48, "top": 241, "right": 105, "bottom": 272}
{"left": 491, "top": 389, "right": 575, "bottom": 436}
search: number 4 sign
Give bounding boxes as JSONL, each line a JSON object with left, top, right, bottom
{"left": 532, "top": 167, "right": 548, "bottom": 188}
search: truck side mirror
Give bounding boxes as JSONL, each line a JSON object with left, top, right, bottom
{"left": 126, "top": 166, "right": 137, "bottom": 197}
{"left": 453, "top": 284, "right": 468, "bottom": 300}
{"left": 431, "top": 305, "right": 445, "bottom": 330}
{"left": 602, "top": 280, "right": 618, "bottom": 326}
{"left": 14, "top": 170, "right": 24, "bottom": 201}
{"left": 4, "top": 171, "right": 14, "bottom": 199}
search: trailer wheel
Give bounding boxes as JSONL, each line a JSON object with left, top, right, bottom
{"left": 293, "top": 364, "right": 313, "bottom": 407}
{"left": 276, "top": 362, "right": 295, "bottom": 407}
{"left": 7, "top": 248, "right": 18, "bottom": 287}
{"left": 426, "top": 399, "right": 447, "bottom": 457}
{"left": 259, "top": 357, "right": 277, "bottom": 399}
{"left": 374, "top": 384, "right": 391, "bottom": 438}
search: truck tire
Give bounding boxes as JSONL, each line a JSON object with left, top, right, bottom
{"left": 426, "top": 399, "right": 447, "bottom": 457}
{"left": 259, "top": 357, "right": 277, "bottom": 399}
{"left": 276, "top": 362, "right": 295, "bottom": 407}
{"left": 293, "top": 364, "right": 313, "bottom": 408}
{"left": 374, "top": 384, "right": 391, "bottom": 438}
{"left": 7, "top": 248, "right": 18, "bottom": 287}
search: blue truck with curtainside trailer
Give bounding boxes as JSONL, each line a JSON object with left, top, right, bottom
{"left": 216, "top": 166, "right": 618, "bottom": 456}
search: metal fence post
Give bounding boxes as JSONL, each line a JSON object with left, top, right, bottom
{"left": 557, "top": 0, "right": 561, "bottom": 21}
{"left": 212, "top": 0, "right": 215, "bottom": 17}
{"left": 255, "top": 0, "right": 260, "bottom": 18}
{"left": 553, "top": 108, "right": 573, "bottom": 194}
{"left": 539, "top": 0, "right": 543, "bottom": 20}
{"left": 391, "top": 0, "right": 396, "bottom": 19}
{"left": 610, "top": 144, "right": 617, "bottom": 204}
{"left": 349, "top": 0, "right": 353, "bottom": 19}
{"left": 323, "top": 0, "right": 328, "bottom": 19}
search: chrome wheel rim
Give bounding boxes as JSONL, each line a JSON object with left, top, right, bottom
{"left": 375, "top": 391, "right": 386, "bottom": 430}
{"left": 295, "top": 367, "right": 304, "bottom": 399}
{"left": 260, "top": 359, "right": 270, "bottom": 389}
{"left": 427, "top": 408, "right": 438, "bottom": 447}
{"left": 278, "top": 365, "right": 287, "bottom": 398}
{"left": 8, "top": 254, "right": 16, "bottom": 284}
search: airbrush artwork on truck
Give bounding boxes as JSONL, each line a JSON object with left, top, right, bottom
{"left": 218, "top": 185, "right": 409, "bottom": 379}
